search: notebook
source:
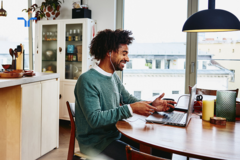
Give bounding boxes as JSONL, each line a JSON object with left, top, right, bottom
{"left": 146, "top": 84, "right": 197, "bottom": 127}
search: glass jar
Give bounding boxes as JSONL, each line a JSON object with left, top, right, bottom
{"left": 47, "top": 32, "right": 50, "bottom": 41}
{"left": 69, "top": 30, "right": 72, "bottom": 41}
{"left": 49, "top": 32, "right": 53, "bottom": 40}
{"left": 42, "top": 32, "right": 45, "bottom": 41}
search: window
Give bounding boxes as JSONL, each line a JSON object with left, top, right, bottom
{"left": 156, "top": 60, "right": 161, "bottom": 69}
{"left": 123, "top": 0, "right": 187, "bottom": 99}
{"left": 152, "top": 92, "right": 160, "bottom": 96}
{"left": 202, "top": 61, "right": 207, "bottom": 69}
{"left": 230, "top": 70, "right": 235, "bottom": 82}
{"left": 172, "top": 91, "right": 179, "bottom": 94}
{"left": 134, "top": 91, "right": 141, "bottom": 99}
{"left": 126, "top": 60, "right": 132, "bottom": 69}
{"left": 165, "top": 60, "right": 170, "bottom": 69}
{"left": 232, "top": 49, "right": 235, "bottom": 53}
{"left": 0, "top": 0, "right": 33, "bottom": 70}
{"left": 145, "top": 59, "right": 152, "bottom": 69}
{"left": 219, "top": 49, "right": 221, "bottom": 53}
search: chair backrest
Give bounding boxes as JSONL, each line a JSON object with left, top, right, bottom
{"left": 68, "top": 102, "right": 76, "bottom": 117}
{"left": 125, "top": 145, "right": 168, "bottom": 160}
{"left": 188, "top": 85, "right": 239, "bottom": 97}
{"left": 66, "top": 101, "right": 76, "bottom": 160}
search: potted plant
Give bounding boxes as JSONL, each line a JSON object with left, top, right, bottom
{"left": 22, "top": 0, "right": 64, "bottom": 23}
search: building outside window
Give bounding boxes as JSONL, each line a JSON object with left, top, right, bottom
{"left": 126, "top": 60, "right": 132, "bottom": 69}
{"left": 134, "top": 91, "right": 141, "bottom": 99}
{"left": 156, "top": 59, "right": 161, "bottom": 69}
{"left": 123, "top": 0, "right": 188, "bottom": 99}
{"left": 197, "top": 0, "right": 240, "bottom": 94}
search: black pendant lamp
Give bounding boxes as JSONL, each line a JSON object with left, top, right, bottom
{"left": 0, "top": 0, "right": 7, "bottom": 17}
{"left": 182, "top": 0, "right": 240, "bottom": 32}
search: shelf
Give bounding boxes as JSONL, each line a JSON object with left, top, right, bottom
{"left": 42, "top": 60, "right": 57, "bottom": 62}
{"left": 65, "top": 61, "right": 82, "bottom": 62}
{"left": 66, "top": 41, "right": 82, "bottom": 42}
{"left": 42, "top": 40, "right": 57, "bottom": 42}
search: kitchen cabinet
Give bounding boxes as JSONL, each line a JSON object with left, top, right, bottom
{"left": 35, "top": 19, "right": 96, "bottom": 120}
{"left": 0, "top": 73, "right": 59, "bottom": 160}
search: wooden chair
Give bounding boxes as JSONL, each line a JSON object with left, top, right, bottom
{"left": 125, "top": 145, "right": 168, "bottom": 160}
{"left": 188, "top": 86, "right": 240, "bottom": 116}
{"left": 66, "top": 101, "right": 93, "bottom": 160}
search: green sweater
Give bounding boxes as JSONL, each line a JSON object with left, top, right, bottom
{"left": 74, "top": 68, "right": 140, "bottom": 156}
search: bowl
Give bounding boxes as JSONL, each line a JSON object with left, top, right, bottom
{"left": 2, "top": 64, "right": 12, "bottom": 70}
{"left": 46, "top": 50, "right": 53, "bottom": 57}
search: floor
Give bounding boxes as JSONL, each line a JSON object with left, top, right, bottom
{"left": 37, "top": 120, "right": 198, "bottom": 160}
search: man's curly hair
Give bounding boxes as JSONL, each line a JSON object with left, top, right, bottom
{"left": 90, "top": 29, "right": 134, "bottom": 60}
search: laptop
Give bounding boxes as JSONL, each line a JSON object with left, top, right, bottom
{"left": 146, "top": 84, "right": 197, "bottom": 127}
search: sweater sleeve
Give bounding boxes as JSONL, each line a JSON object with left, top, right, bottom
{"left": 120, "top": 81, "right": 142, "bottom": 104}
{"left": 76, "top": 77, "right": 132, "bottom": 129}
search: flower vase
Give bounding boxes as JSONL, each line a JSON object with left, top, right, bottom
{"left": 43, "top": 5, "right": 61, "bottom": 20}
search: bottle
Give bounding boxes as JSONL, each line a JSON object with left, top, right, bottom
{"left": 75, "top": 29, "right": 79, "bottom": 41}
{"left": 73, "top": 51, "right": 77, "bottom": 61}
{"left": 69, "top": 30, "right": 72, "bottom": 41}
{"left": 68, "top": 54, "right": 71, "bottom": 61}
{"left": 73, "top": 29, "right": 76, "bottom": 41}
{"left": 66, "top": 32, "right": 69, "bottom": 41}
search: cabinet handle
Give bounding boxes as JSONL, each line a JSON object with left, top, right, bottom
{"left": 59, "top": 47, "right": 62, "bottom": 53}
{"left": 59, "top": 94, "right": 62, "bottom": 99}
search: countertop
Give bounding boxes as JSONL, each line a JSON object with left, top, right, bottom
{"left": 0, "top": 72, "right": 60, "bottom": 88}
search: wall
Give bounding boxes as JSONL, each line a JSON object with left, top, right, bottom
{"left": 35, "top": 0, "right": 116, "bottom": 31}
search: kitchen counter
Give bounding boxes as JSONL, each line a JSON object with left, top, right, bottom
{"left": 0, "top": 72, "right": 60, "bottom": 160}
{"left": 0, "top": 72, "right": 60, "bottom": 88}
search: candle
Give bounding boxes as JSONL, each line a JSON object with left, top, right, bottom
{"left": 202, "top": 100, "right": 214, "bottom": 121}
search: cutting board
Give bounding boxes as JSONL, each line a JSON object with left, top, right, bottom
{"left": 0, "top": 72, "right": 24, "bottom": 78}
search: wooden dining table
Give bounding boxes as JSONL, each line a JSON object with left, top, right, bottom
{"left": 116, "top": 94, "right": 240, "bottom": 160}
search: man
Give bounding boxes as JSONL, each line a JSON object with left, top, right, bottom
{"left": 74, "top": 29, "right": 176, "bottom": 160}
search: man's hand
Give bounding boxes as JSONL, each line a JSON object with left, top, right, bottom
{"left": 130, "top": 101, "right": 157, "bottom": 116}
{"left": 152, "top": 93, "right": 176, "bottom": 112}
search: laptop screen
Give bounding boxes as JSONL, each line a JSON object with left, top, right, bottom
{"left": 185, "top": 84, "right": 197, "bottom": 125}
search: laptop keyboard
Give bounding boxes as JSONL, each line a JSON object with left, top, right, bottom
{"left": 162, "top": 113, "right": 185, "bottom": 123}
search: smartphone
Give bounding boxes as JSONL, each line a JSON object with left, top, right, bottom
{"left": 162, "top": 98, "right": 188, "bottom": 112}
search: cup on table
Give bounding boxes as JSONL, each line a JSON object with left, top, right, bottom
{"left": 202, "top": 100, "right": 214, "bottom": 121}
{"left": 216, "top": 91, "right": 236, "bottom": 121}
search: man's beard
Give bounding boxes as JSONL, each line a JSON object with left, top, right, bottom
{"left": 113, "top": 60, "right": 124, "bottom": 71}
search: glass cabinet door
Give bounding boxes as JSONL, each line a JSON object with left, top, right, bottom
{"left": 41, "top": 25, "right": 58, "bottom": 73}
{"left": 65, "top": 23, "right": 83, "bottom": 80}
